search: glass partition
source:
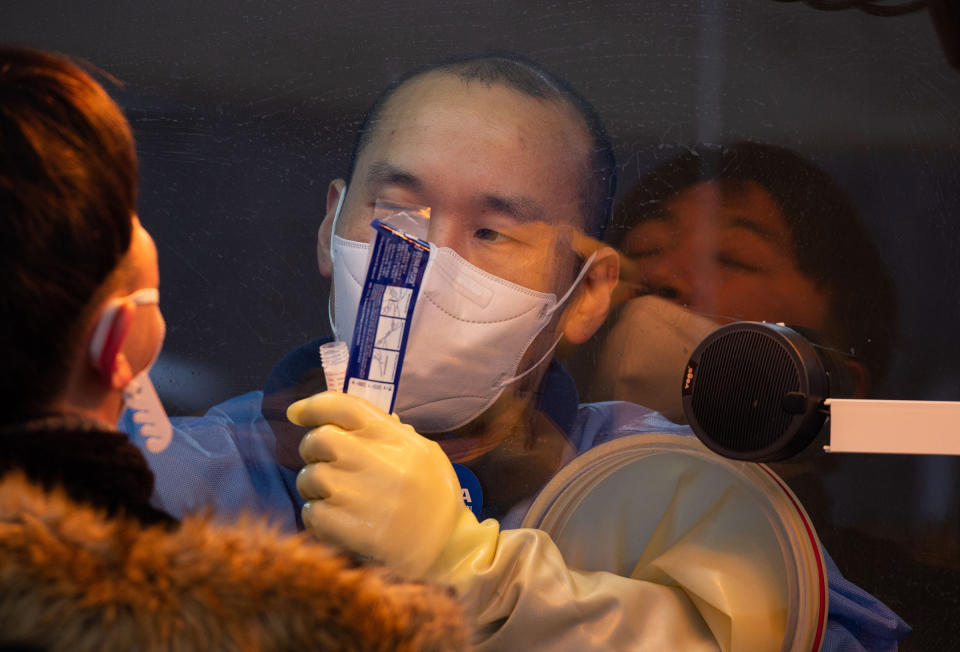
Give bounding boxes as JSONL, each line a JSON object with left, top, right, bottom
{"left": 3, "top": 2, "right": 957, "bottom": 648}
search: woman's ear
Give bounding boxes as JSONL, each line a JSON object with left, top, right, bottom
{"left": 317, "top": 179, "right": 346, "bottom": 277}
{"left": 562, "top": 246, "right": 620, "bottom": 344}
{"left": 109, "top": 350, "right": 134, "bottom": 390}
{"left": 88, "top": 300, "right": 136, "bottom": 389}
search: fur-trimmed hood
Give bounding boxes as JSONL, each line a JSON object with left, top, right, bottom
{"left": 0, "top": 472, "right": 467, "bottom": 650}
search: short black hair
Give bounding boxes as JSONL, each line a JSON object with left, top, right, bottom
{"left": 0, "top": 47, "right": 137, "bottom": 421}
{"left": 347, "top": 53, "right": 616, "bottom": 240}
{"left": 609, "top": 142, "right": 898, "bottom": 385}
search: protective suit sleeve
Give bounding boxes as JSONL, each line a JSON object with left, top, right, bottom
{"left": 427, "top": 509, "right": 720, "bottom": 651}
{"left": 289, "top": 391, "right": 720, "bottom": 651}
{"left": 821, "top": 550, "right": 911, "bottom": 652}
{"left": 122, "top": 391, "right": 301, "bottom": 530}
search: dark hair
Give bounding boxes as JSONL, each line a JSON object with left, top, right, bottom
{"left": 347, "top": 54, "right": 616, "bottom": 240}
{"left": 0, "top": 47, "right": 137, "bottom": 420}
{"left": 609, "top": 142, "right": 898, "bottom": 385}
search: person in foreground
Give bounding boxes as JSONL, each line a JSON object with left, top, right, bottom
{"left": 0, "top": 46, "right": 465, "bottom": 651}
{"left": 132, "top": 54, "right": 909, "bottom": 650}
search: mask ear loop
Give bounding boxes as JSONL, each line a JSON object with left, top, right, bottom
{"left": 89, "top": 288, "right": 161, "bottom": 376}
{"left": 128, "top": 288, "right": 159, "bottom": 306}
{"left": 493, "top": 251, "right": 598, "bottom": 390}
{"left": 327, "top": 184, "right": 348, "bottom": 338}
{"left": 89, "top": 299, "right": 133, "bottom": 376}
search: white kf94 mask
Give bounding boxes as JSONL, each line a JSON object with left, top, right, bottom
{"left": 329, "top": 201, "right": 595, "bottom": 433}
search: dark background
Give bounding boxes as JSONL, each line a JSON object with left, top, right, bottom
{"left": 3, "top": 2, "right": 959, "bottom": 649}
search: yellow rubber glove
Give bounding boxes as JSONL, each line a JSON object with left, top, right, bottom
{"left": 289, "top": 391, "right": 719, "bottom": 651}
{"left": 288, "top": 391, "right": 464, "bottom": 578}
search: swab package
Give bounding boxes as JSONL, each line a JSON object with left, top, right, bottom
{"left": 342, "top": 201, "right": 431, "bottom": 413}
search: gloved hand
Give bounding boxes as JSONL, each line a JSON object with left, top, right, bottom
{"left": 287, "top": 391, "right": 471, "bottom": 578}
{"left": 289, "top": 392, "right": 720, "bottom": 651}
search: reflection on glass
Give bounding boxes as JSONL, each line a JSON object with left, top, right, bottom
{"left": 592, "top": 142, "right": 897, "bottom": 421}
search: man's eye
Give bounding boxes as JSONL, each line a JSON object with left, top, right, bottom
{"left": 474, "top": 228, "right": 508, "bottom": 242}
{"left": 717, "top": 253, "right": 762, "bottom": 273}
{"left": 627, "top": 246, "right": 662, "bottom": 259}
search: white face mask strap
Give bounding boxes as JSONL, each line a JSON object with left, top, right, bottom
{"left": 88, "top": 288, "right": 160, "bottom": 369}
{"left": 331, "top": 183, "right": 347, "bottom": 249}
{"left": 89, "top": 301, "right": 122, "bottom": 370}
{"left": 328, "top": 184, "right": 348, "bottom": 339}
{"left": 128, "top": 287, "right": 159, "bottom": 306}
{"left": 493, "top": 250, "right": 599, "bottom": 390}
{"left": 546, "top": 250, "right": 598, "bottom": 317}
{"left": 328, "top": 293, "right": 337, "bottom": 339}
{"left": 494, "top": 331, "right": 565, "bottom": 390}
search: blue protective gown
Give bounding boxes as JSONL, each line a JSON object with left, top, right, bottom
{"left": 123, "top": 339, "right": 910, "bottom": 651}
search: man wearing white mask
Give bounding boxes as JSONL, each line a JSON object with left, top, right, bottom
{"left": 291, "top": 57, "right": 727, "bottom": 649}
{"left": 305, "top": 58, "right": 622, "bottom": 511}
{"left": 133, "top": 55, "right": 627, "bottom": 530}
{"left": 134, "top": 56, "right": 908, "bottom": 650}
{"left": 294, "top": 58, "right": 911, "bottom": 651}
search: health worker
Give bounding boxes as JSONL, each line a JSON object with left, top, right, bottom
{"left": 126, "top": 55, "right": 909, "bottom": 651}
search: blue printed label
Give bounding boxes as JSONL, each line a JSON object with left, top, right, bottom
{"left": 344, "top": 218, "right": 430, "bottom": 414}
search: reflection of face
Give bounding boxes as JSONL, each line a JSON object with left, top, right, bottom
{"left": 622, "top": 180, "right": 830, "bottom": 330}
{"left": 336, "top": 72, "right": 591, "bottom": 295}
{"left": 121, "top": 217, "right": 166, "bottom": 375}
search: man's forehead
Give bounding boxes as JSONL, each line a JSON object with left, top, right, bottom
{"left": 356, "top": 74, "right": 589, "bottom": 203}
{"left": 652, "top": 180, "right": 794, "bottom": 248}
{"left": 340, "top": 69, "right": 598, "bottom": 247}
{"left": 372, "top": 70, "right": 587, "bottom": 147}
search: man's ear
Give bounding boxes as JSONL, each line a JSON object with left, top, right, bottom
{"left": 562, "top": 245, "right": 620, "bottom": 344}
{"left": 88, "top": 301, "right": 136, "bottom": 390}
{"left": 317, "top": 179, "right": 346, "bottom": 278}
